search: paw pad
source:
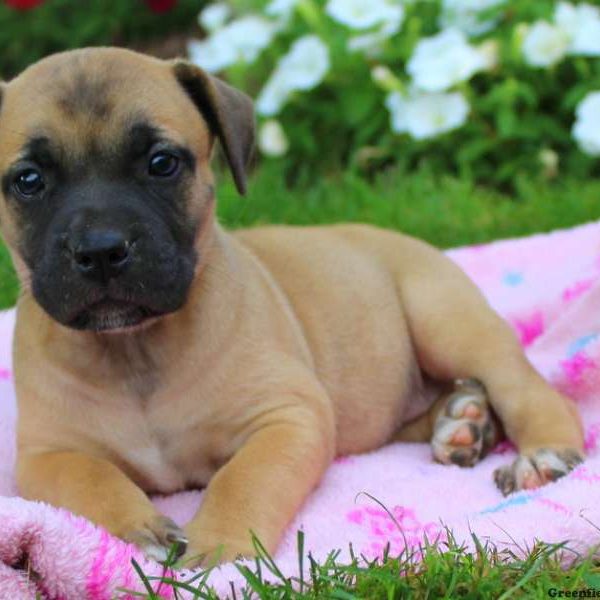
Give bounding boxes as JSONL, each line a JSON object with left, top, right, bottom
{"left": 432, "top": 379, "right": 500, "bottom": 468}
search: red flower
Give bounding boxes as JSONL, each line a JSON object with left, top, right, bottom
{"left": 145, "top": 0, "right": 177, "bottom": 13}
{"left": 4, "top": 0, "right": 45, "bottom": 9}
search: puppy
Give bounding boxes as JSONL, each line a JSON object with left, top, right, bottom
{"left": 0, "top": 48, "right": 583, "bottom": 565}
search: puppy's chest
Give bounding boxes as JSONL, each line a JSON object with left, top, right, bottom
{"left": 113, "top": 404, "right": 231, "bottom": 494}
{"left": 90, "top": 345, "right": 238, "bottom": 493}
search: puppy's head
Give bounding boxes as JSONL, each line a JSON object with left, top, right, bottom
{"left": 0, "top": 48, "right": 254, "bottom": 333}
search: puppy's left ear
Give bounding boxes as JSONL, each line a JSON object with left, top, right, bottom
{"left": 172, "top": 61, "right": 255, "bottom": 195}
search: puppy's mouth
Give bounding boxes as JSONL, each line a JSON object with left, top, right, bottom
{"left": 68, "top": 299, "right": 164, "bottom": 333}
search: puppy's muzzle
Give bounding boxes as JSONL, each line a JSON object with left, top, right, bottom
{"left": 68, "top": 227, "right": 132, "bottom": 285}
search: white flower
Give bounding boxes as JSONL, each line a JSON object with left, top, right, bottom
{"left": 371, "top": 65, "right": 397, "bottom": 87}
{"left": 187, "top": 38, "right": 236, "bottom": 73}
{"left": 555, "top": 2, "right": 600, "bottom": 56}
{"left": 266, "top": 0, "right": 297, "bottom": 20}
{"left": 385, "top": 90, "right": 470, "bottom": 140}
{"left": 326, "top": 0, "right": 401, "bottom": 30}
{"left": 572, "top": 91, "right": 600, "bottom": 155}
{"left": 347, "top": 4, "right": 404, "bottom": 54}
{"left": 188, "top": 16, "right": 276, "bottom": 73}
{"left": 256, "top": 36, "right": 330, "bottom": 116}
{"left": 256, "top": 73, "right": 292, "bottom": 116}
{"left": 222, "top": 16, "right": 277, "bottom": 63}
{"left": 477, "top": 39, "right": 499, "bottom": 70}
{"left": 277, "top": 35, "right": 330, "bottom": 90}
{"left": 371, "top": 65, "right": 403, "bottom": 93}
{"left": 258, "top": 120, "right": 289, "bottom": 156}
{"left": 521, "top": 21, "right": 569, "bottom": 67}
{"left": 407, "top": 29, "right": 487, "bottom": 92}
{"left": 198, "top": 3, "right": 231, "bottom": 32}
{"left": 439, "top": 0, "right": 506, "bottom": 36}
{"left": 347, "top": 31, "right": 392, "bottom": 55}
{"left": 539, "top": 148, "right": 559, "bottom": 178}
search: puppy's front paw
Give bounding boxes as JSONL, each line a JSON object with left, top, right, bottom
{"left": 183, "top": 530, "right": 257, "bottom": 568}
{"left": 123, "top": 515, "right": 188, "bottom": 563}
{"left": 432, "top": 379, "right": 501, "bottom": 467}
{"left": 494, "top": 448, "right": 583, "bottom": 496}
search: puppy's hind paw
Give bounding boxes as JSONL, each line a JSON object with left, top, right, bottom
{"left": 432, "top": 379, "right": 501, "bottom": 468}
{"left": 494, "top": 448, "right": 583, "bottom": 496}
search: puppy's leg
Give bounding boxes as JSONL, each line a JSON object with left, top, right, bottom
{"left": 17, "top": 451, "right": 187, "bottom": 561}
{"left": 184, "top": 402, "right": 334, "bottom": 566}
{"left": 398, "top": 246, "right": 584, "bottom": 494}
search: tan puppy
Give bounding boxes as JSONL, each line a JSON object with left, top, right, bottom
{"left": 0, "top": 48, "right": 584, "bottom": 565}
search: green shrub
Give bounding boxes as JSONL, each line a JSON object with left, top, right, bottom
{"left": 188, "top": 0, "right": 600, "bottom": 188}
{"left": 0, "top": 0, "right": 206, "bottom": 79}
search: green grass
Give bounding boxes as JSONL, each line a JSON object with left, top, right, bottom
{"left": 120, "top": 530, "right": 600, "bottom": 599}
{"left": 218, "top": 164, "right": 600, "bottom": 248}
{"left": 2, "top": 165, "right": 600, "bottom": 309}
{"left": 0, "top": 242, "right": 16, "bottom": 310}
{"left": 4, "top": 166, "right": 600, "bottom": 597}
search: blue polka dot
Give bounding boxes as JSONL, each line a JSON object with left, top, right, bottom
{"left": 480, "top": 492, "right": 539, "bottom": 514}
{"left": 567, "top": 333, "right": 599, "bottom": 358}
{"left": 503, "top": 271, "right": 524, "bottom": 286}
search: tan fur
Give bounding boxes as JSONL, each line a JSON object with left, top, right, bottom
{"left": 0, "top": 48, "right": 584, "bottom": 565}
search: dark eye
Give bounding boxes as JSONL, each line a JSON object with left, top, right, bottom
{"left": 13, "top": 168, "right": 44, "bottom": 197}
{"left": 148, "top": 151, "right": 179, "bottom": 177}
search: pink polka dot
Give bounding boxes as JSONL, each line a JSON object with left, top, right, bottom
{"left": 346, "top": 504, "right": 445, "bottom": 559}
{"left": 562, "top": 278, "right": 594, "bottom": 303}
{"left": 560, "top": 352, "right": 596, "bottom": 391}
{"left": 512, "top": 311, "right": 545, "bottom": 347}
{"left": 584, "top": 423, "right": 600, "bottom": 452}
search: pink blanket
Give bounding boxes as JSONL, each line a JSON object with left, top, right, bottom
{"left": 3, "top": 221, "right": 600, "bottom": 598}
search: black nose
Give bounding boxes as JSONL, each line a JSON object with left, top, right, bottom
{"left": 71, "top": 228, "right": 132, "bottom": 283}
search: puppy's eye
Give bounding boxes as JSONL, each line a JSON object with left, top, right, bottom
{"left": 148, "top": 151, "right": 179, "bottom": 177}
{"left": 13, "top": 168, "right": 45, "bottom": 197}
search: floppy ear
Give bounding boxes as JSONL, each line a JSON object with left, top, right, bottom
{"left": 172, "top": 61, "right": 255, "bottom": 195}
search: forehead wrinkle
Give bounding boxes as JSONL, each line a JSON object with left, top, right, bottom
{"left": 15, "top": 114, "right": 152, "bottom": 171}
{"left": 8, "top": 122, "right": 99, "bottom": 176}
{"left": 143, "top": 110, "right": 210, "bottom": 161}
{"left": 4, "top": 67, "right": 211, "bottom": 169}
{"left": 12, "top": 115, "right": 186, "bottom": 178}
{"left": 123, "top": 84, "right": 211, "bottom": 155}
{"left": 120, "top": 105, "right": 201, "bottom": 153}
{"left": 53, "top": 62, "right": 117, "bottom": 121}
